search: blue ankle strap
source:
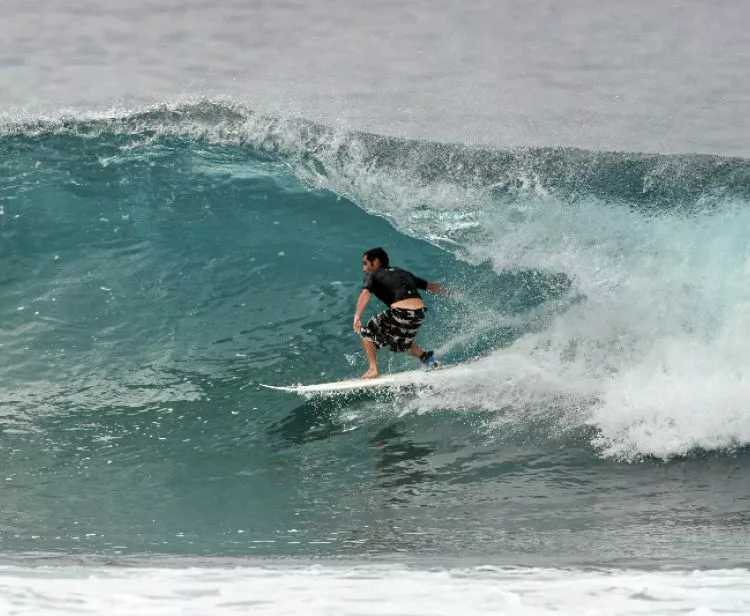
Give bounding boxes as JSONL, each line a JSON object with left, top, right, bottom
{"left": 420, "top": 350, "right": 435, "bottom": 365}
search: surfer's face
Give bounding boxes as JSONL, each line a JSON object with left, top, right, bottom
{"left": 362, "top": 257, "right": 379, "bottom": 273}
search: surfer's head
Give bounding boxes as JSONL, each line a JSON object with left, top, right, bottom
{"left": 363, "top": 247, "right": 389, "bottom": 272}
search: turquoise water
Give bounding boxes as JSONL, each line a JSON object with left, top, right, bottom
{"left": 2, "top": 104, "right": 750, "bottom": 568}
{"left": 4, "top": 1, "right": 750, "bottom": 611}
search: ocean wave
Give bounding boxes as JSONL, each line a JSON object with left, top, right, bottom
{"left": 3, "top": 100, "right": 750, "bottom": 465}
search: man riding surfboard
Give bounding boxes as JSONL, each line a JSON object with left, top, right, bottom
{"left": 353, "top": 247, "right": 450, "bottom": 379}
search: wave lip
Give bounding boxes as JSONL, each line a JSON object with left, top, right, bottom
{"left": 3, "top": 99, "right": 750, "bottom": 212}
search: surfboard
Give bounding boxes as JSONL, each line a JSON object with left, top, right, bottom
{"left": 260, "top": 364, "right": 460, "bottom": 394}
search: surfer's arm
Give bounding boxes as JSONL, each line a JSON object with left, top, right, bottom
{"left": 426, "top": 282, "right": 450, "bottom": 297}
{"left": 353, "top": 289, "right": 371, "bottom": 333}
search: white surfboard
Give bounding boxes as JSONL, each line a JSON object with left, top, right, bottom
{"left": 260, "top": 362, "right": 475, "bottom": 394}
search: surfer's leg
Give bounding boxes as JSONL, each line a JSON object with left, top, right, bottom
{"left": 396, "top": 309, "right": 436, "bottom": 367}
{"left": 361, "top": 338, "right": 379, "bottom": 379}
{"left": 360, "top": 310, "right": 389, "bottom": 378}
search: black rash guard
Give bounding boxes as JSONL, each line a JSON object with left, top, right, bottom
{"left": 363, "top": 267, "right": 428, "bottom": 306}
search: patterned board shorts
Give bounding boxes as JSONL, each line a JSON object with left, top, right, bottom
{"left": 360, "top": 307, "right": 426, "bottom": 352}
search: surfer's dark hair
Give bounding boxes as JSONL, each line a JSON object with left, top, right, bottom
{"left": 364, "top": 247, "right": 389, "bottom": 267}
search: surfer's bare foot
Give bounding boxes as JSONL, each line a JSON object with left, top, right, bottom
{"left": 361, "top": 368, "right": 379, "bottom": 379}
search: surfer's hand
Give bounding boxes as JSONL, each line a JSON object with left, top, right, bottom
{"left": 353, "top": 317, "right": 362, "bottom": 334}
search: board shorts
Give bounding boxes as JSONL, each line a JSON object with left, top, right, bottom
{"left": 360, "top": 307, "right": 426, "bottom": 352}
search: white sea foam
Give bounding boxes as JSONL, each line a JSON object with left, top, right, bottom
{"left": 0, "top": 563, "right": 748, "bottom": 616}
{"left": 318, "top": 144, "right": 750, "bottom": 461}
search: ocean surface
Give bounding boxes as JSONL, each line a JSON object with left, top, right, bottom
{"left": 3, "top": 0, "right": 750, "bottom": 613}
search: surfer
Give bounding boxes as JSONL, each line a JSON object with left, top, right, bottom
{"left": 353, "top": 247, "right": 450, "bottom": 379}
